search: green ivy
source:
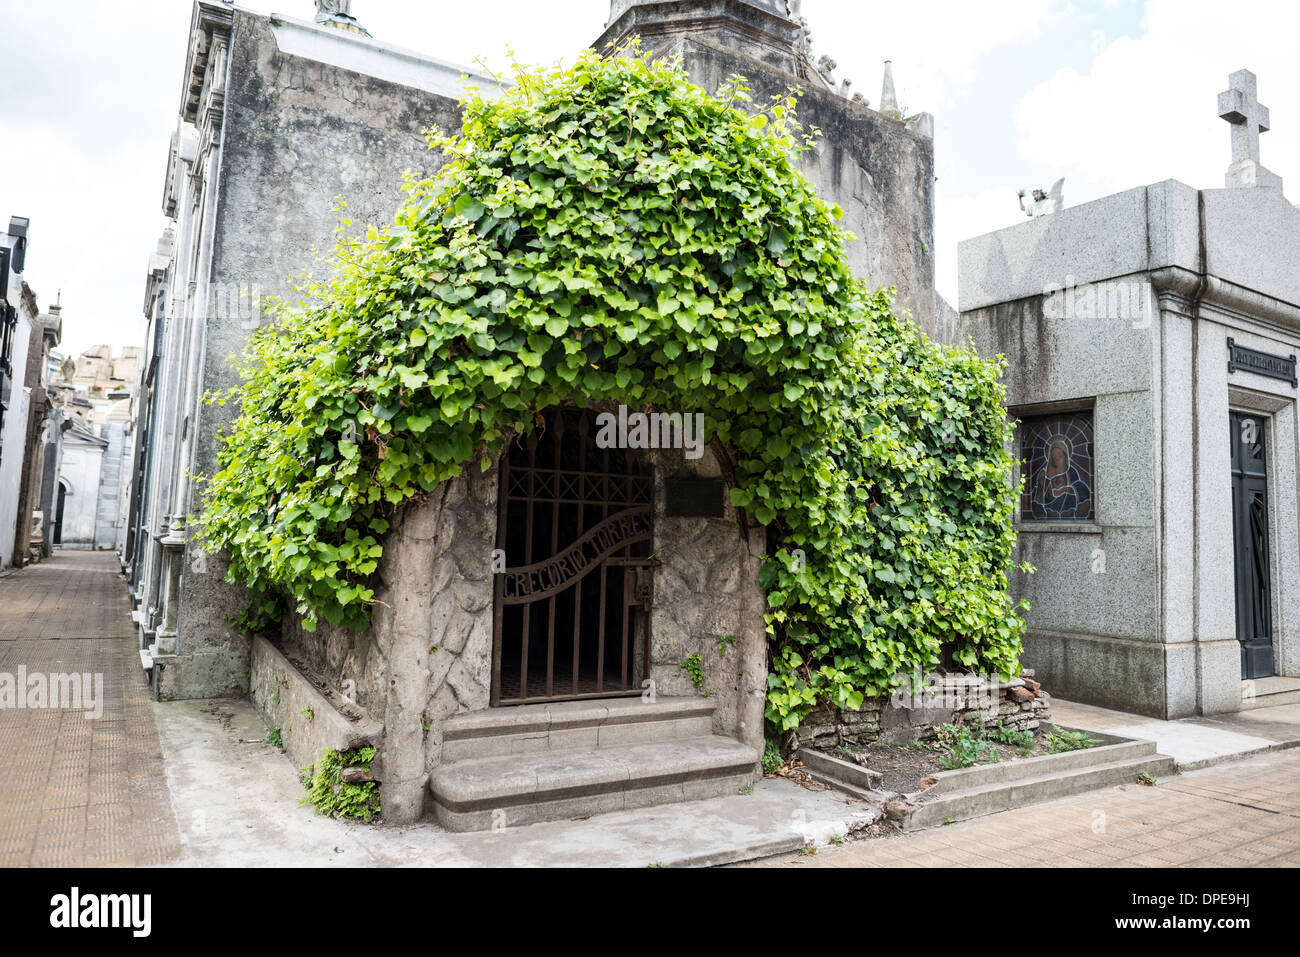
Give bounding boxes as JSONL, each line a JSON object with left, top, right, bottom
{"left": 680, "top": 652, "right": 705, "bottom": 692}
{"left": 299, "top": 746, "right": 381, "bottom": 822}
{"left": 197, "top": 46, "right": 1025, "bottom": 733}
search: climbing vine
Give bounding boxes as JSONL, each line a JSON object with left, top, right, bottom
{"left": 197, "top": 45, "right": 1026, "bottom": 733}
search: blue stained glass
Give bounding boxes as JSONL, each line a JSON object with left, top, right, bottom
{"left": 1020, "top": 412, "right": 1095, "bottom": 522}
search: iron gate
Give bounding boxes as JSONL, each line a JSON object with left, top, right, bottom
{"left": 491, "top": 407, "right": 657, "bottom": 706}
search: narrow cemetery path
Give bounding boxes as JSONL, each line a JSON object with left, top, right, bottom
{"left": 748, "top": 748, "right": 1300, "bottom": 868}
{"left": 0, "top": 551, "right": 182, "bottom": 866}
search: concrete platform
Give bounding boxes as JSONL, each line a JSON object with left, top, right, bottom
{"left": 441, "top": 696, "right": 714, "bottom": 761}
{"left": 153, "top": 696, "right": 875, "bottom": 866}
{"left": 1053, "top": 696, "right": 1300, "bottom": 769}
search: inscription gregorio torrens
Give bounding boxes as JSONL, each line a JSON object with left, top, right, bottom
{"left": 500, "top": 507, "right": 652, "bottom": 604}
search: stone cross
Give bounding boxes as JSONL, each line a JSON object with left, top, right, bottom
{"left": 1218, "top": 69, "right": 1283, "bottom": 191}
{"left": 1219, "top": 69, "right": 1269, "bottom": 166}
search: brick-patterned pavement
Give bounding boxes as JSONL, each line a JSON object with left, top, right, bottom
{"left": 750, "top": 748, "right": 1300, "bottom": 868}
{"left": 0, "top": 552, "right": 182, "bottom": 866}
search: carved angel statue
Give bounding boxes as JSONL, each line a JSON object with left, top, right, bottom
{"left": 1018, "top": 178, "right": 1064, "bottom": 218}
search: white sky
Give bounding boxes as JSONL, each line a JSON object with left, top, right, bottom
{"left": 1, "top": 0, "right": 1297, "bottom": 357}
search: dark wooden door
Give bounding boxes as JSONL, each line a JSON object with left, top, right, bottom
{"left": 1229, "top": 411, "right": 1274, "bottom": 680}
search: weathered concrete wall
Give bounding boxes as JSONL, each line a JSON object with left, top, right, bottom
{"left": 163, "top": 9, "right": 468, "bottom": 700}
{"left": 0, "top": 305, "right": 33, "bottom": 567}
{"left": 56, "top": 437, "right": 104, "bottom": 549}
{"left": 93, "top": 423, "right": 126, "bottom": 549}
{"left": 249, "top": 635, "right": 383, "bottom": 780}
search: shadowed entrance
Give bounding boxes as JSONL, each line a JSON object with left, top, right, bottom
{"left": 492, "top": 407, "right": 655, "bottom": 705}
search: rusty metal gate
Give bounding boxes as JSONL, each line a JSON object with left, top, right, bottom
{"left": 491, "top": 407, "right": 656, "bottom": 706}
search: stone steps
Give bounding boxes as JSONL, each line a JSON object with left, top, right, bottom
{"left": 440, "top": 696, "right": 715, "bottom": 762}
{"left": 430, "top": 734, "right": 760, "bottom": 831}
{"left": 1241, "top": 676, "right": 1300, "bottom": 711}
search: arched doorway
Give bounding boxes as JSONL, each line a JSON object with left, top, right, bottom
{"left": 491, "top": 407, "right": 656, "bottom": 705}
{"left": 53, "top": 481, "right": 68, "bottom": 547}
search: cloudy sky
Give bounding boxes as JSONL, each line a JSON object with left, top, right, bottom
{"left": 1, "top": 0, "right": 1297, "bottom": 357}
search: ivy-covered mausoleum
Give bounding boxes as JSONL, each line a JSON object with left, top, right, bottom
{"left": 143, "top": 0, "right": 1024, "bottom": 830}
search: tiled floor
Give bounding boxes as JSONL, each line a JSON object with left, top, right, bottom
{"left": 752, "top": 748, "right": 1300, "bottom": 868}
{"left": 0, "top": 551, "right": 182, "bottom": 866}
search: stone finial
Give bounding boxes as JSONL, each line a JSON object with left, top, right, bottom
{"left": 880, "top": 60, "right": 899, "bottom": 117}
{"left": 1218, "top": 69, "right": 1283, "bottom": 191}
{"left": 816, "top": 54, "right": 838, "bottom": 86}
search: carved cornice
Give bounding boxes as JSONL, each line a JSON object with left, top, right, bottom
{"left": 1150, "top": 265, "right": 1300, "bottom": 333}
{"left": 181, "top": 1, "right": 234, "bottom": 125}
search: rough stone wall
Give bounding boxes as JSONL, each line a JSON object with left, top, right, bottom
{"left": 793, "top": 682, "right": 1053, "bottom": 750}
{"left": 645, "top": 446, "right": 767, "bottom": 751}
{"left": 164, "top": 9, "right": 467, "bottom": 700}
{"left": 278, "top": 443, "right": 770, "bottom": 820}
{"left": 282, "top": 459, "right": 498, "bottom": 823}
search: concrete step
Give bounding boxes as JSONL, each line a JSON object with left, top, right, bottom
{"left": 441, "top": 696, "right": 715, "bottom": 762}
{"left": 1241, "top": 676, "right": 1300, "bottom": 710}
{"left": 797, "top": 747, "right": 884, "bottom": 792}
{"left": 919, "top": 736, "right": 1157, "bottom": 797}
{"left": 904, "top": 752, "right": 1176, "bottom": 831}
{"left": 430, "top": 735, "right": 759, "bottom": 831}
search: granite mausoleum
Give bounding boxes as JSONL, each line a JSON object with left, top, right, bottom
{"left": 960, "top": 69, "right": 1300, "bottom": 719}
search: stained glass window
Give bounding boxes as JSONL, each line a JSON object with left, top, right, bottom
{"left": 1019, "top": 411, "right": 1095, "bottom": 522}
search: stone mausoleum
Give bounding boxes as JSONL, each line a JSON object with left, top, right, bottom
{"left": 960, "top": 70, "right": 1300, "bottom": 719}
{"left": 129, "top": 0, "right": 956, "bottom": 827}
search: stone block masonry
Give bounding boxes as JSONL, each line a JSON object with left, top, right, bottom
{"left": 792, "top": 679, "right": 1054, "bottom": 751}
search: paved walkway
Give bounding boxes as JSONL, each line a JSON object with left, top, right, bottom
{"left": 0, "top": 551, "right": 182, "bottom": 866}
{"left": 749, "top": 748, "right": 1300, "bottom": 868}
{"left": 1053, "top": 697, "right": 1300, "bottom": 769}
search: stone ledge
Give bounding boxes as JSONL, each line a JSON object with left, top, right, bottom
{"left": 249, "top": 635, "right": 383, "bottom": 779}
